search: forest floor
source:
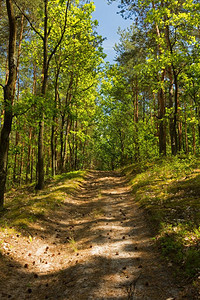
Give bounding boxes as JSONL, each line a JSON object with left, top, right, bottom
{"left": 0, "top": 169, "right": 199, "bottom": 299}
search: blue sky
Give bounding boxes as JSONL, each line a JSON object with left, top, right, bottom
{"left": 92, "top": 0, "right": 132, "bottom": 63}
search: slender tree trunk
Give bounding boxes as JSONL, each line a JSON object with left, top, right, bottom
{"left": 178, "top": 121, "right": 182, "bottom": 152}
{"left": 15, "top": 14, "right": 24, "bottom": 93}
{"left": 46, "top": 146, "right": 51, "bottom": 175}
{"left": 51, "top": 59, "right": 60, "bottom": 177}
{"left": 132, "top": 79, "right": 139, "bottom": 161}
{"left": 25, "top": 64, "right": 36, "bottom": 183}
{"left": 68, "top": 133, "right": 73, "bottom": 171}
{"left": 0, "top": 0, "right": 17, "bottom": 208}
{"left": 65, "top": 118, "right": 71, "bottom": 170}
{"left": 74, "top": 119, "right": 78, "bottom": 170}
{"left": 13, "top": 131, "right": 19, "bottom": 182}
{"left": 26, "top": 128, "right": 32, "bottom": 183}
{"left": 72, "top": 119, "right": 75, "bottom": 169}
{"left": 167, "top": 66, "right": 175, "bottom": 155}
{"left": 19, "top": 140, "right": 24, "bottom": 185}
{"left": 51, "top": 128, "right": 57, "bottom": 174}
{"left": 51, "top": 118, "right": 56, "bottom": 177}
{"left": 164, "top": 18, "right": 179, "bottom": 155}
{"left": 63, "top": 122, "right": 68, "bottom": 170}
{"left": 158, "top": 71, "right": 166, "bottom": 155}
{"left": 13, "top": 14, "right": 24, "bottom": 183}
{"left": 37, "top": 0, "right": 48, "bottom": 189}
{"left": 192, "top": 126, "right": 196, "bottom": 155}
{"left": 60, "top": 114, "right": 65, "bottom": 172}
{"left": 178, "top": 92, "right": 182, "bottom": 152}
{"left": 134, "top": 77, "right": 139, "bottom": 124}
{"left": 172, "top": 69, "right": 178, "bottom": 155}
{"left": 167, "top": 67, "right": 180, "bottom": 155}
{"left": 142, "top": 95, "right": 145, "bottom": 122}
{"left": 184, "top": 102, "right": 189, "bottom": 154}
{"left": 37, "top": 118, "right": 45, "bottom": 189}
{"left": 5, "top": 47, "right": 9, "bottom": 86}
{"left": 31, "top": 147, "right": 34, "bottom": 183}
{"left": 190, "top": 101, "right": 196, "bottom": 155}
{"left": 152, "top": 0, "right": 166, "bottom": 155}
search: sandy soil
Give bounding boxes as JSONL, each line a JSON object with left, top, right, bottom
{"left": 0, "top": 171, "right": 198, "bottom": 299}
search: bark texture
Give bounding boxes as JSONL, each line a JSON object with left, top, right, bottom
{"left": 0, "top": 0, "right": 17, "bottom": 208}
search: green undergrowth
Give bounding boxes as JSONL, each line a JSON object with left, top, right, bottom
{"left": 0, "top": 171, "right": 86, "bottom": 234}
{"left": 122, "top": 156, "right": 200, "bottom": 280}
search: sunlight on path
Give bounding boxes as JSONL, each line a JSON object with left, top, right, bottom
{"left": 0, "top": 171, "right": 182, "bottom": 300}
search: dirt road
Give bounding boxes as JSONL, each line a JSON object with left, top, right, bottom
{"left": 0, "top": 171, "right": 187, "bottom": 299}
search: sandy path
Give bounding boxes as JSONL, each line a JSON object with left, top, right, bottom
{"left": 0, "top": 171, "right": 184, "bottom": 299}
{"left": 62, "top": 171, "right": 180, "bottom": 300}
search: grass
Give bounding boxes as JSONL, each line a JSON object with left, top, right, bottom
{"left": 0, "top": 170, "right": 86, "bottom": 234}
{"left": 68, "top": 237, "right": 78, "bottom": 252}
{"left": 122, "top": 156, "right": 200, "bottom": 281}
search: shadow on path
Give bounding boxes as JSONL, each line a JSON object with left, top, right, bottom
{"left": 0, "top": 171, "right": 187, "bottom": 299}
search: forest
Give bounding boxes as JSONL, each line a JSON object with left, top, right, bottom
{"left": 0, "top": 0, "right": 200, "bottom": 206}
{"left": 0, "top": 0, "right": 200, "bottom": 298}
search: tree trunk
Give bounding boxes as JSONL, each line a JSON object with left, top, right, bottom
{"left": 51, "top": 63, "right": 60, "bottom": 177}
{"left": 184, "top": 101, "right": 189, "bottom": 154}
{"left": 63, "top": 115, "right": 71, "bottom": 171}
{"left": 74, "top": 119, "right": 78, "bottom": 170}
{"left": 13, "top": 14, "right": 24, "bottom": 183}
{"left": 190, "top": 101, "right": 196, "bottom": 155}
{"left": 68, "top": 133, "right": 73, "bottom": 171}
{"left": 192, "top": 125, "right": 196, "bottom": 155}
{"left": 36, "top": 0, "right": 48, "bottom": 189}
{"left": 178, "top": 121, "right": 182, "bottom": 152}
{"left": 132, "top": 79, "right": 139, "bottom": 161}
{"left": 0, "top": 0, "right": 17, "bottom": 209}
{"left": 37, "top": 118, "right": 45, "bottom": 189}
{"left": 164, "top": 18, "right": 179, "bottom": 155}
{"left": 31, "top": 147, "right": 34, "bottom": 183}
{"left": 26, "top": 128, "right": 32, "bottom": 183}
{"left": 13, "top": 131, "right": 19, "bottom": 182}
{"left": 172, "top": 69, "right": 178, "bottom": 155}
{"left": 60, "top": 114, "right": 65, "bottom": 172}
{"left": 46, "top": 146, "right": 51, "bottom": 175}
{"left": 19, "top": 140, "right": 24, "bottom": 185}
{"left": 158, "top": 71, "right": 166, "bottom": 155}
{"left": 167, "top": 65, "right": 175, "bottom": 155}
{"left": 51, "top": 118, "right": 56, "bottom": 177}
{"left": 36, "top": 0, "right": 69, "bottom": 186}
{"left": 152, "top": 0, "right": 166, "bottom": 155}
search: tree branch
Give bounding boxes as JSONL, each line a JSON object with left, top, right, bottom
{"left": 78, "top": 83, "right": 95, "bottom": 94}
{"left": 13, "top": 103, "right": 34, "bottom": 117}
{"left": 47, "top": 0, "right": 70, "bottom": 69}
{"left": 13, "top": 0, "right": 44, "bottom": 41}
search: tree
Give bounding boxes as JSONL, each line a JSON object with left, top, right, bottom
{"left": 108, "top": 0, "right": 200, "bottom": 157}
{"left": 1, "top": 0, "right": 104, "bottom": 189}
{"left": 15, "top": 0, "right": 70, "bottom": 189}
{"left": 0, "top": 0, "right": 17, "bottom": 209}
